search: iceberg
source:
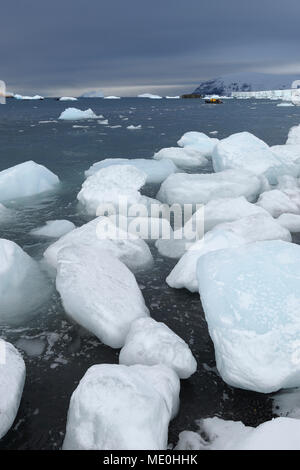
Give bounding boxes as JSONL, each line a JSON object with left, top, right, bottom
{"left": 138, "top": 93, "right": 162, "bottom": 99}
{"left": 59, "top": 96, "right": 78, "bottom": 101}
{"left": 197, "top": 240, "right": 300, "bottom": 393}
{"left": 119, "top": 317, "right": 197, "bottom": 379}
{"left": 0, "top": 161, "right": 59, "bottom": 202}
{"left": 127, "top": 125, "right": 142, "bottom": 130}
{"left": 212, "top": 132, "right": 299, "bottom": 184}
{"left": 153, "top": 147, "right": 208, "bottom": 169}
{"left": 0, "top": 239, "right": 51, "bottom": 325}
{"left": 85, "top": 158, "right": 178, "bottom": 184}
{"left": 77, "top": 164, "right": 147, "bottom": 216}
{"left": 177, "top": 131, "right": 219, "bottom": 157}
{"left": 56, "top": 247, "right": 149, "bottom": 348}
{"left": 176, "top": 417, "right": 300, "bottom": 450}
{"left": 157, "top": 170, "right": 264, "bottom": 206}
{"left": 43, "top": 216, "right": 153, "bottom": 273}
{"left": 104, "top": 96, "right": 121, "bottom": 99}
{"left": 58, "top": 108, "right": 100, "bottom": 120}
{"left": 256, "top": 189, "right": 300, "bottom": 218}
{"left": 0, "top": 339, "right": 26, "bottom": 439}
{"left": 30, "top": 220, "right": 75, "bottom": 238}
{"left": 14, "top": 94, "right": 44, "bottom": 100}
{"left": 62, "top": 363, "right": 179, "bottom": 450}
{"left": 167, "top": 213, "right": 290, "bottom": 293}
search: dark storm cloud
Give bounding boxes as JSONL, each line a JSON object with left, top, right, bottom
{"left": 1, "top": 0, "right": 300, "bottom": 96}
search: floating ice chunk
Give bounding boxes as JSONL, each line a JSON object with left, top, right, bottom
{"left": 98, "top": 119, "right": 108, "bottom": 125}
{"left": 56, "top": 247, "right": 149, "bottom": 348}
{"left": 188, "top": 196, "right": 269, "bottom": 234}
{"left": 176, "top": 417, "right": 300, "bottom": 450}
{"left": 0, "top": 339, "right": 25, "bottom": 439}
{"left": 14, "top": 94, "right": 43, "bottom": 100}
{"left": 153, "top": 147, "right": 208, "bottom": 169}
{"left": 43, "top": 216, "right": 153, "bottom": 273}
{"left": 59, "top": 97, "right": 78, "bottom": 101}
{"left": 119, "top": 318, "right": 197, "bottom": 379}
{"left": 0, "top": 239, "right": 51, "bottom": 325}
{"left": 155, "top": 235, "right": 188, "bottom": 260}
{"left": 58, "top": 108, "right": 100, "bottom": 120}
{"left": 108, "top": 214, "right": 173, "bottom": 242}
{"left": 256, "top": 189, "right": 300, "bottom": 217}
{"left": 104, "top": 96, "right": 121, "bottom": 99}
{"left": 278, "top": 213, "right": 300, "bottom": 232}
{"left": 30, "top": 220, "right": 75, "bottom": 238}
{"left": 165, "top": 96, "right": 180, "bottom": 99}
{"left": 62, "top": 363, "right": 179, "bottom": 450}
{"left": 276, "top": 174, "right": 299, "bottom": 190}
{"left": 85, "top": 158, "right": 178, "bottom": 184}
{"left": 157, "top": 170, "right": 264, "bottom": 206}
{"left": 0, "top": 161, "right": 59, "bottom": 202}
{"left": 167, "top": 230, "right": 246, "bottom": 293}
{"left": 15, "top": 337, "right": 45, "bottom": 357}
{"left": 77, "top": 164, "right": 147, "bottom": 216}
{"left": 277, "top": 102, "right": 294, "bottom": 107}
{"left": 127, "top": 125, "right": 142, "bottom": 130}
{"left": 271, "top": 145, "right": 300, "bottom": 164}
{"left": 138, "top": 93, "right": 162, "bottom": 99}
{"left": 287, "top": 124, "right": 300, "bottom": 145}
{"left": 197, "top": 240, "right": 300, "bottom": 393}
{"left": 212, "top": 132, "right": 298, "bottom": 184}
{"left": 177, "top": 131, "right": 219, "bottom": 157}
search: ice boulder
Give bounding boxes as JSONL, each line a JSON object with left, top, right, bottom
{"left": 176, "top": 417, "right": 300, "bottom": 450}
{"left": 278, "top": 214, "right": 300, "bottom": 233}
{"left": 108, "top": 214, "right": 173, "bottom": 242}
{"left": 0, "top": 161, "right": 59, "bottom": 202}
{"left": 0, "top": 239, "right": 51, "bottom": 325}
{"left": 271, "top": 145, "right": 300, "bottom": 164}
{"left": 256, "top": 189, "right": 300, "bottom": 218}
{"left": 85, "top": 158, "right": 178, "bottom": 184}
{"left": 56, "top": 247, "right": 149, "bottom": 348}
{"left": 177, "top": 131, "right": 219, "bottom": 157}
{"left": 153, "top": 147, "right": 208, "bottom": 169}
{"left": 62, "top": 363, "right": 179, "bottom": 450}
{"left": 30, "top": 220, "right": 75, "bottom": 238}
{"left": 197, "top": 240, "right": 300, "bottom": 393}
{"left": 287, "top": 124, "right": 300, "bottom": 145}
{"left": 157, "top": 170, "right": 264, "bottom": 206}
{"left": 77, "top": 164, "right": 147, "bottom": 216}
{"left": 43, "top": 216, "right": 153, "bottom": 273}
{"left": 212, "top": 132, "right": 298, "bottom": 184}
{"left": 0, "top": 339, "right": 26, "bottom": 439}
{"left": 119, "top": 318, "right": 197, "bottom": 379}
{"left": 58, "top": 108, "right": 99, "bottom": 120}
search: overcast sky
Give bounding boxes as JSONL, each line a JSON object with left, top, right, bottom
{"left": 1, "top": 0, "right": 300, "bottom": 96}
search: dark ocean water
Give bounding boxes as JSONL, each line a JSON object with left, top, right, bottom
{"left": 0, "top": 97, "right": 300, "bottom": 450}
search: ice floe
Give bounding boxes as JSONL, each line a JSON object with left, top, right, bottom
{"left": 85, "top": 158, "right": 178, "bottom": 184}
{"left": 119, "top": 317, "right": 197, "bottom": 379}
{"left": 62, "top": 363, "right": 179, "bottom": 449}
{"left": 278, "top": 213, "right": 300, "bottom": 232}
{"left": 287, "top": 124, "right": 300, "bottom": 145}
{"left": 43, "top": 216, "right": 153, "bottom": 273}
{"left": 14, "top": 94, "right": 44, "bottom": 100}
{"left": 59, "top": 97, "right": 78, "bottom": 101}
{"left": 176, "top": 417, "right": 300, "bottom": 450}
{"left": 30, "top": 220, "right": 75, "bottom": 238}
{"left": 0, "top": 239, "right": 51, "bottom": 325}
{"left": 197, "top": 240, "right": 300, "bottom": 393}
{"left": 157, "top": 170, "right": 264, "bottom": 206}
{"left": 56, "top": 247, "right": 149, "bottom": 348}
{"left": 138, "top": 93, "right": 162, "bottom": 99}
{"left": 0, "top": 161, "right": 59, "bottom": 202}
{"left": 127, "top": 125, "right": 142, "bottom": 130}
{"left": 58, "top": 108, "right": 100, "bottom": 120}
{"left": 0, "top": 339, "right": 26, "bottom": 439}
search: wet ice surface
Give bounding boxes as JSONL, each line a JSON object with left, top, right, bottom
{"left": 0, "top": 98, "right": 300, "bottom": 449}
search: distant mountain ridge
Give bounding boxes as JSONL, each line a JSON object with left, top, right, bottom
{"left": 193, "top": 72, "right": 300, "bottom": 96}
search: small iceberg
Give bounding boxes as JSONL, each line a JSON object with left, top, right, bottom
{"left": 138, "top": 93, "right": 162, "bottom": 99}
{"left": 59, "top": 96, "right": 78, "bottom": 101}
{"left": 58, "top": 107, "right": 100, "bottom": 120}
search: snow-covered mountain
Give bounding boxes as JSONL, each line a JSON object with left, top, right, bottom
{"left": 193, "top": 72, "right": 300, "bottom": 96}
